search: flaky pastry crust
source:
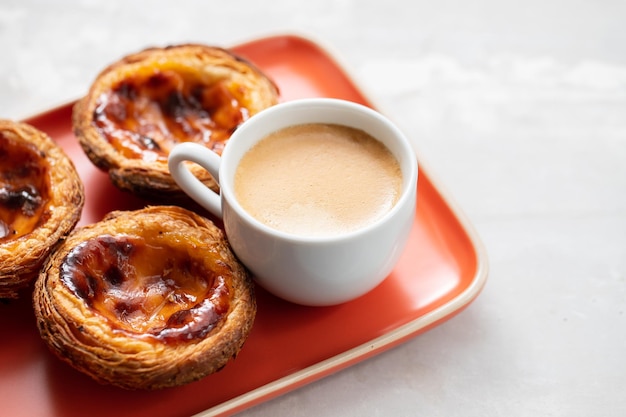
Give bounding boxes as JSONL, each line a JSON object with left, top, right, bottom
{"left": 33, "top": 206, "right": 256, "bottom": 390}
{"left": 0, "top": 120, "right": 84, "bottom": 298}
{"left": 72, "top": 44, "right": 279, "bottom": 201}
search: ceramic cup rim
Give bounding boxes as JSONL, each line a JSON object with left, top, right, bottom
{"left": 218, "top": 97, "right": 418, "bottom": 243}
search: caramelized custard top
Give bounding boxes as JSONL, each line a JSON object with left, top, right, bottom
{"left": 0, "top": 133, "right": 50, "bottom": 241}
{"left": 60, "top": 233, "right": 232, "bottom": 343}
{"left": 93, "top": 68, "right": 251, "bottom": 162}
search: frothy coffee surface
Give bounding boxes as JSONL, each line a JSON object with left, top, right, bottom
{"left": 234, "top": 123, "right": 402, "bottom": 237}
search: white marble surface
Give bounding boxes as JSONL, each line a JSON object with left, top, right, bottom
{"left": 2, "top": 0, "right": 625, "bottom": 416}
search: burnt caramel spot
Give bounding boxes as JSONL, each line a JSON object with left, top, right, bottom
{"left": 60, "top": 234, "right": 231, "bottom": 343}
{"left": 0, "top": 133, "right": 50, "bottom": 241}
{"left": 92, "top": 68, "right": 251, "bottom": 162}
{"left": 0, "top": 185, "right": 43, "bottom": 213}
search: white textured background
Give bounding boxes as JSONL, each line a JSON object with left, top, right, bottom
{"left": 1, "top": 0, "right": 625, "bottom": 416}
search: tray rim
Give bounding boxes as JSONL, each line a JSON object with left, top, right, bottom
{"left": 192, "top": 32, "right": 490, "bottom": 417}
{"left": 17, "top": 32, "right": 489, "bottom": 417}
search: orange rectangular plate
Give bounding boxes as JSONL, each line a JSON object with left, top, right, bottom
{"left": 0, "top": 34, "right": 488, "bottom": 416}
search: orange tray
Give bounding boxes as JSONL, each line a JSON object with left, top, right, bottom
{"left": 0, "top": 34, "right": 488, "bottom": 417}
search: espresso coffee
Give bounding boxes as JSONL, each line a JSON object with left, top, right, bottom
{"left": 234, "top": 123, "right": 402, "bottom": 237}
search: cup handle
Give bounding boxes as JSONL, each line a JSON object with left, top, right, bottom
{"left": 168, "top": 142, "right": 223, "bottom": 218}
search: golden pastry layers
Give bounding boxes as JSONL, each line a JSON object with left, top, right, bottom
{"left": 33, "top": 206, "right": 256, "bottom": 390}
{"left": 72, "top": 44, "right": 279, "bottom": 200}
{"left": 0, "top": 120, "right": 84, "bottom": 298}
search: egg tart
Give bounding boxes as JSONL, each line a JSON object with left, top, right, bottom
{"left": 72, "top": 44, "right": 279, "bottom": 201}
{"left": 0, "top": 120, "right": 84, "bottom": 299}
{"left": 33, "top": 206, "right": 256, "bottom": 390}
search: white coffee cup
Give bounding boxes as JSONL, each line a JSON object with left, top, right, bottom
{"left": 168, "top": 98, "right": 417, "bottom": 306}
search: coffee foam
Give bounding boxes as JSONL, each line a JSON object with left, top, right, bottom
{"left": 234, "top": 123, "right": 402, "bottom": 237}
